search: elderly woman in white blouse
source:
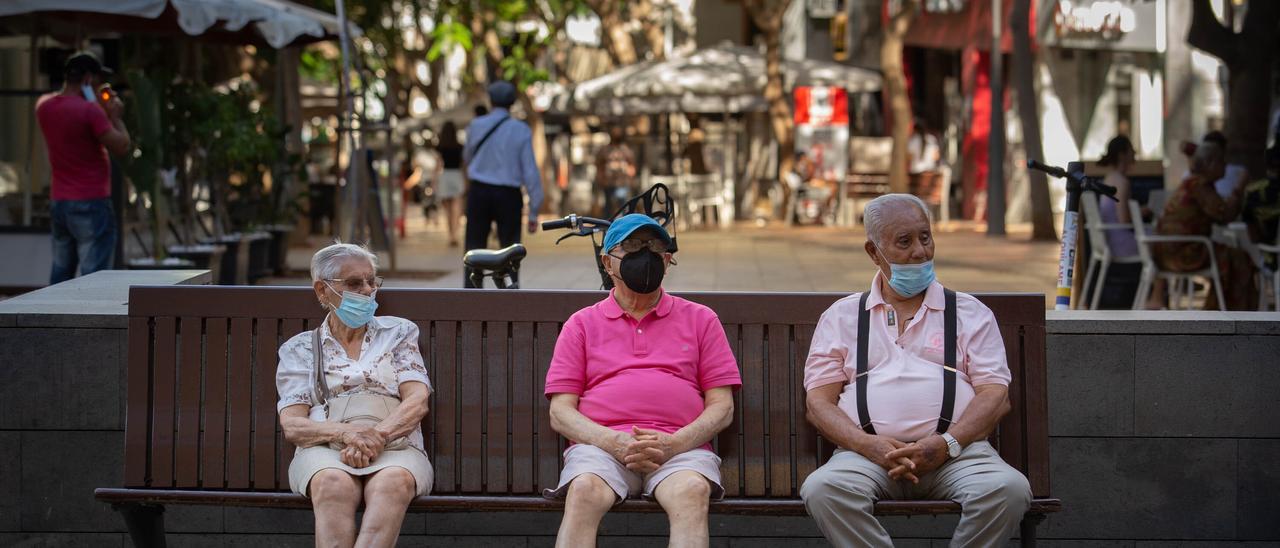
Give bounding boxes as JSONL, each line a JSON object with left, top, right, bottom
{"left": 276, "top": 243, "right": 433, "bottom": 547}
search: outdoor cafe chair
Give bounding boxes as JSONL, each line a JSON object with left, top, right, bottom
{"left": 1080, "top": 191, "right": 1143, "bottom": 310}
{"left": 1129, "top": 199, "right": 1226, "bottom": 311}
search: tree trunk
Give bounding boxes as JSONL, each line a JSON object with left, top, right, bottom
{"left": 1188, "top": 0, "right": 1279, "bottom": 177}
{"left": 1011, "top": 0, "right": 1056, "bottom": 240}
{"left": 588, "top": 1, "right": 639, "bottom": 66}
{"left": 631, "top": 0, "right": 668, "bottom": 59}
{"left": 745, "top": 0, "right": 796, "bottom": 218}
{"left": 882, "top": 0, "right": 918, "bottom": 194}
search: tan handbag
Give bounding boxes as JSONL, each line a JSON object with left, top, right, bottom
{"left": 313, "top": 329, "right": 410, "bottom": 452}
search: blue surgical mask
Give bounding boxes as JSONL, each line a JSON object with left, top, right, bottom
{"left": 878, "top": 250, "right": 936, "bottom": 298}
{"left": 327, "top": 285, "right": 378, "bottom": 328}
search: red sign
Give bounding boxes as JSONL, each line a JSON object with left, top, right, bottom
{"left": 794, "top": 86, "right": 849, "bottom": 126}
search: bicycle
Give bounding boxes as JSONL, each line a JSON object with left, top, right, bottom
{"left": 462, "top": 183, "right": 679, "bottom": 289}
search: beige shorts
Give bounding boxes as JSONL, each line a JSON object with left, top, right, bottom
{"left": 542, "top": 443, "right": 725, "bottom": 503}
{"left": 288, "top": 445, "right": 434, "bottom": 498}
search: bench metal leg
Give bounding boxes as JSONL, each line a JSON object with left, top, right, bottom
{"left": 114, "top": 503, "right": 166, "bottom": 548}
{"left": 1019, "top": 513, "right": 1045, "bottom": 548}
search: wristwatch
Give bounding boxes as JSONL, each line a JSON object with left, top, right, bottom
{"left": 941, "top": 433, "right": 962, "bottom": 459}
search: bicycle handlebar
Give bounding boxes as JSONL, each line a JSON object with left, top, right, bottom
{"left": 541, "top": 215, "right": 613, "bottom": 232}
{"left": 541, "top": 218, "right": 573, "bottom": 230}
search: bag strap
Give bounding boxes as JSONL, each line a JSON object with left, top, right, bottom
{"left": 855, "top": 291, "right": 876, "bottom": 434}
{"left": 469, "top": 116, "right": 510, "bottom": 162}
{"left": 312, "top": 328, "right": 332, "bottom": 406}
{"left": 936, "top": 288, "right": 958, "bottom": 434}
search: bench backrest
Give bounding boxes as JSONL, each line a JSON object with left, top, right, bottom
{"left": 122, "top": 287, "right": 1049, "bottom": 498}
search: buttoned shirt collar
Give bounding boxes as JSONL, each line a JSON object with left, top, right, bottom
{"left": 601, "top": 289, "right": 673, "bottom": 320}
{"left": 865, "top": 271, "right": 946, "bottom": 312}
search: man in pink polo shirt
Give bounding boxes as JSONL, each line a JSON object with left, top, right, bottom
{"left": 800, "top": 194, "right": 1031, "bottom": 546}
{"left": 544, "top": 214, "right": 741, "bottom": 548}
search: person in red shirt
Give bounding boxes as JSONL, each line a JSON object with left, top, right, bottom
{"left": 36, "top": 51, "right": 131, "bottom": 283}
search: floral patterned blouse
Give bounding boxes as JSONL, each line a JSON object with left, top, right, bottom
{"left": 1154, "top": 174, "right": 1242, "bottom": 272}
{"left": 276, "top": 314, "right": 432, "bottom": 452}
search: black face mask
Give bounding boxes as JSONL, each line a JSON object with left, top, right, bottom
{"left": 614, "top": 251, "right": 665, "bottom": 294}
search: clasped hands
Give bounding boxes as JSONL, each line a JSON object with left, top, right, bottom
{"left": 337, "top": 427, "right": 387, "bottom": 468}
{"left": 607, "top": 426, "right": 679, "bottom": 474}
{"left": 861, "top": 434, "right": 950, "bottom": 484}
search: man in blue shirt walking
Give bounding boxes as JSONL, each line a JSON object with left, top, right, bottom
{"left": 462, "top": 81, "right": 544, "bottom": 286}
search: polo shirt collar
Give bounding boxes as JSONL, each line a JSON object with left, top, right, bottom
{"left": 601, "top": 289, "right": 672, "bottom": 319}
{"left": 866, "top": 272, "right": 946, "bottom": 310}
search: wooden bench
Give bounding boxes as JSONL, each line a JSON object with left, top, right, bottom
{"left": 95, "top": 286, "right": 1061, "bottom": 546}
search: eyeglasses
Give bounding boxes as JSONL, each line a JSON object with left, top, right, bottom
{"left": 616, "top": 238, "right": 670, "bottom": 254}
{"left": 324, "top": 276, "right": 384, "bottom": 292}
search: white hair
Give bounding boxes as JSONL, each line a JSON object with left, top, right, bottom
{"left": 310, "top": 242, "right": 378, "bottom": 282}
{"left": 1191, "top": 141, "right": 1225, "bottom": 175}
{"left": 863, "top": 193, "right": 932, "bottom": 247}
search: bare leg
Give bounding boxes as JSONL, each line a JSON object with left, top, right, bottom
{"left": 309, "top": 469, "right": 363, "bottom": 548}
{"left": 652, "top": 470, "right": 712, "bottom": 548}
{"left": 444, "top": 197, "right": 460, "bottom": 246}
{"left": 554, "top": 474, "right": 618, "bottom": 548}
{"left": 354, "top": 467, "right": 417, "bottom": 548}
{"left": 1145, "top": 278, "right": 1168, "bottom": 309}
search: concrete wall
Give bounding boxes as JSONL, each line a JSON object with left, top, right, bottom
{"left": 2, "top": 288, "right": 1278, "bottom": 545}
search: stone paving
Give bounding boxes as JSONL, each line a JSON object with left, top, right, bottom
{"left": 281, "top": 210, "right": 1063, "bottom": 306}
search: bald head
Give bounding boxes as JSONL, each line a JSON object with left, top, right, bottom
{"left": 863, "top": 194, "right": 931, "bottom": 247}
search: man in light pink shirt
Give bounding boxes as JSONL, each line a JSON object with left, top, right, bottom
{"left": 800, "top": 194, "right": 1031, "bottom": 547}
{"left": 544, "top": 214, "right": 741, "bottom": 548}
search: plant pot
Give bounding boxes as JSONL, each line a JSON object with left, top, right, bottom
{"left": 199, "top": 234, "right": 243, "bottom": 285}
{"left": 245, "top": 231, "right": 273, "bottom": 284}
{"left": 127, "top": 257, "right": 197, "bottom": 270}
{"left": 262, "top": 224, "right": 294, "bottom": 276}
{"left": 166, "top": 244, "right": 226, "bottom": 284}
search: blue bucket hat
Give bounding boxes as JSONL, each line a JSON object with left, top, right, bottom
{"left": 602, "top": 214, "right": 672, "bottom": 255}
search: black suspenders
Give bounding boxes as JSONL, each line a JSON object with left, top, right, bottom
{"left": 854, "top": 288, "right": 958, "bottom": 436}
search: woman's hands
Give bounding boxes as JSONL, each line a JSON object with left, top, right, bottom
{"left": 337, "top": 427, "right": 387, "bottom": 468}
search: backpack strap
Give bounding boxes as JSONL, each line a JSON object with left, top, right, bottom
{"left": 855, "top": 291, "right": 876, "bottom": 434}
{"left": 936, "top": 288, "right": 958, "bottom": 434}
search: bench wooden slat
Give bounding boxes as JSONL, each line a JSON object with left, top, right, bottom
{"left": 767, "top": 323, "right": 792, "bottom": 496}
{"left": 793, "top": 323, "right": 819, "bottom": 487}
{"left": 485, "top": 321, "right": 509, "bottom": 493}
{"left": 124, "top": 317, "right": 152, "bottom": 488}
{"left": 226, "top": 318, "right": 254, "bottom": 488}
{"left": 534, "top": 322, "right": 560, "bottom": 492}
{"left": 717, "top": 324, "right": 742, "bottom": 497}
{"left": 459, "top": 321, "right": 484, "bottom": 493}
{"left": 999, "top": 327, "right": 1028, "bottom": 477}
{"left": 176, "top": 317, "right": 203, "bottom": 487}
{"left": 253, "top": 319, "right": 279, "bottom": 490}
{"left": 279, "top": 319, "right": 305, "bottom": 488}
{"left": 150, "top": 317, "right": 177, "bottom": 488}
{"left": 433, "top": 321, "right": 458, "bottom": 493}
{"left": 201, "top": 318, "right": 228, "bottom": 489}
{"left": 739, "top": 324, "right": 766, "bottom": 496}
{"left": 1021, "top": 325, "right": 1051, "bottom": 497}
{"left": 94, "top": 487, "right": 1061, "bottom": 516}
{"left": 510, "top": 322, "right": 536, "bottom": 494}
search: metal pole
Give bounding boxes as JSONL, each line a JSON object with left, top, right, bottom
{"left": 987, "top": 0, "right": 1006, "bottom": 236}
{"left": 334, "top": 0, "right": 359, "bottom": 241}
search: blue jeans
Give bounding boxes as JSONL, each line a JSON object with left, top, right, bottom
{"left": 50, "top": 198, "right": 117, "bottom": 284}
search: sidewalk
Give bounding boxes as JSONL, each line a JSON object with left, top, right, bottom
{"left": 281, "top": 210, "right": 1063, "bottom": 305}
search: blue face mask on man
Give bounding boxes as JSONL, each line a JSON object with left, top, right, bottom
{"left": 326, "top": 284, "right": 379, "bottom": 328}
{"left": 877, "top": 248, "right": 936, "bottom": 298}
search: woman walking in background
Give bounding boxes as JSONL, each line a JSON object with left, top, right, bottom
{"left": 436, "top": 121, "right": 465, "bottom": 247}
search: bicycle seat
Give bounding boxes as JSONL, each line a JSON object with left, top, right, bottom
{"left": 463, "top": 244, "right": 527, "bottom": 271}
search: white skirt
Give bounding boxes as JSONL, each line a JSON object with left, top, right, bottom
{"left": 438, "top": 169, "right": 464, "bottom": 200}
{"left": 288, "top": 445, "right": 434, "bottom": 498}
